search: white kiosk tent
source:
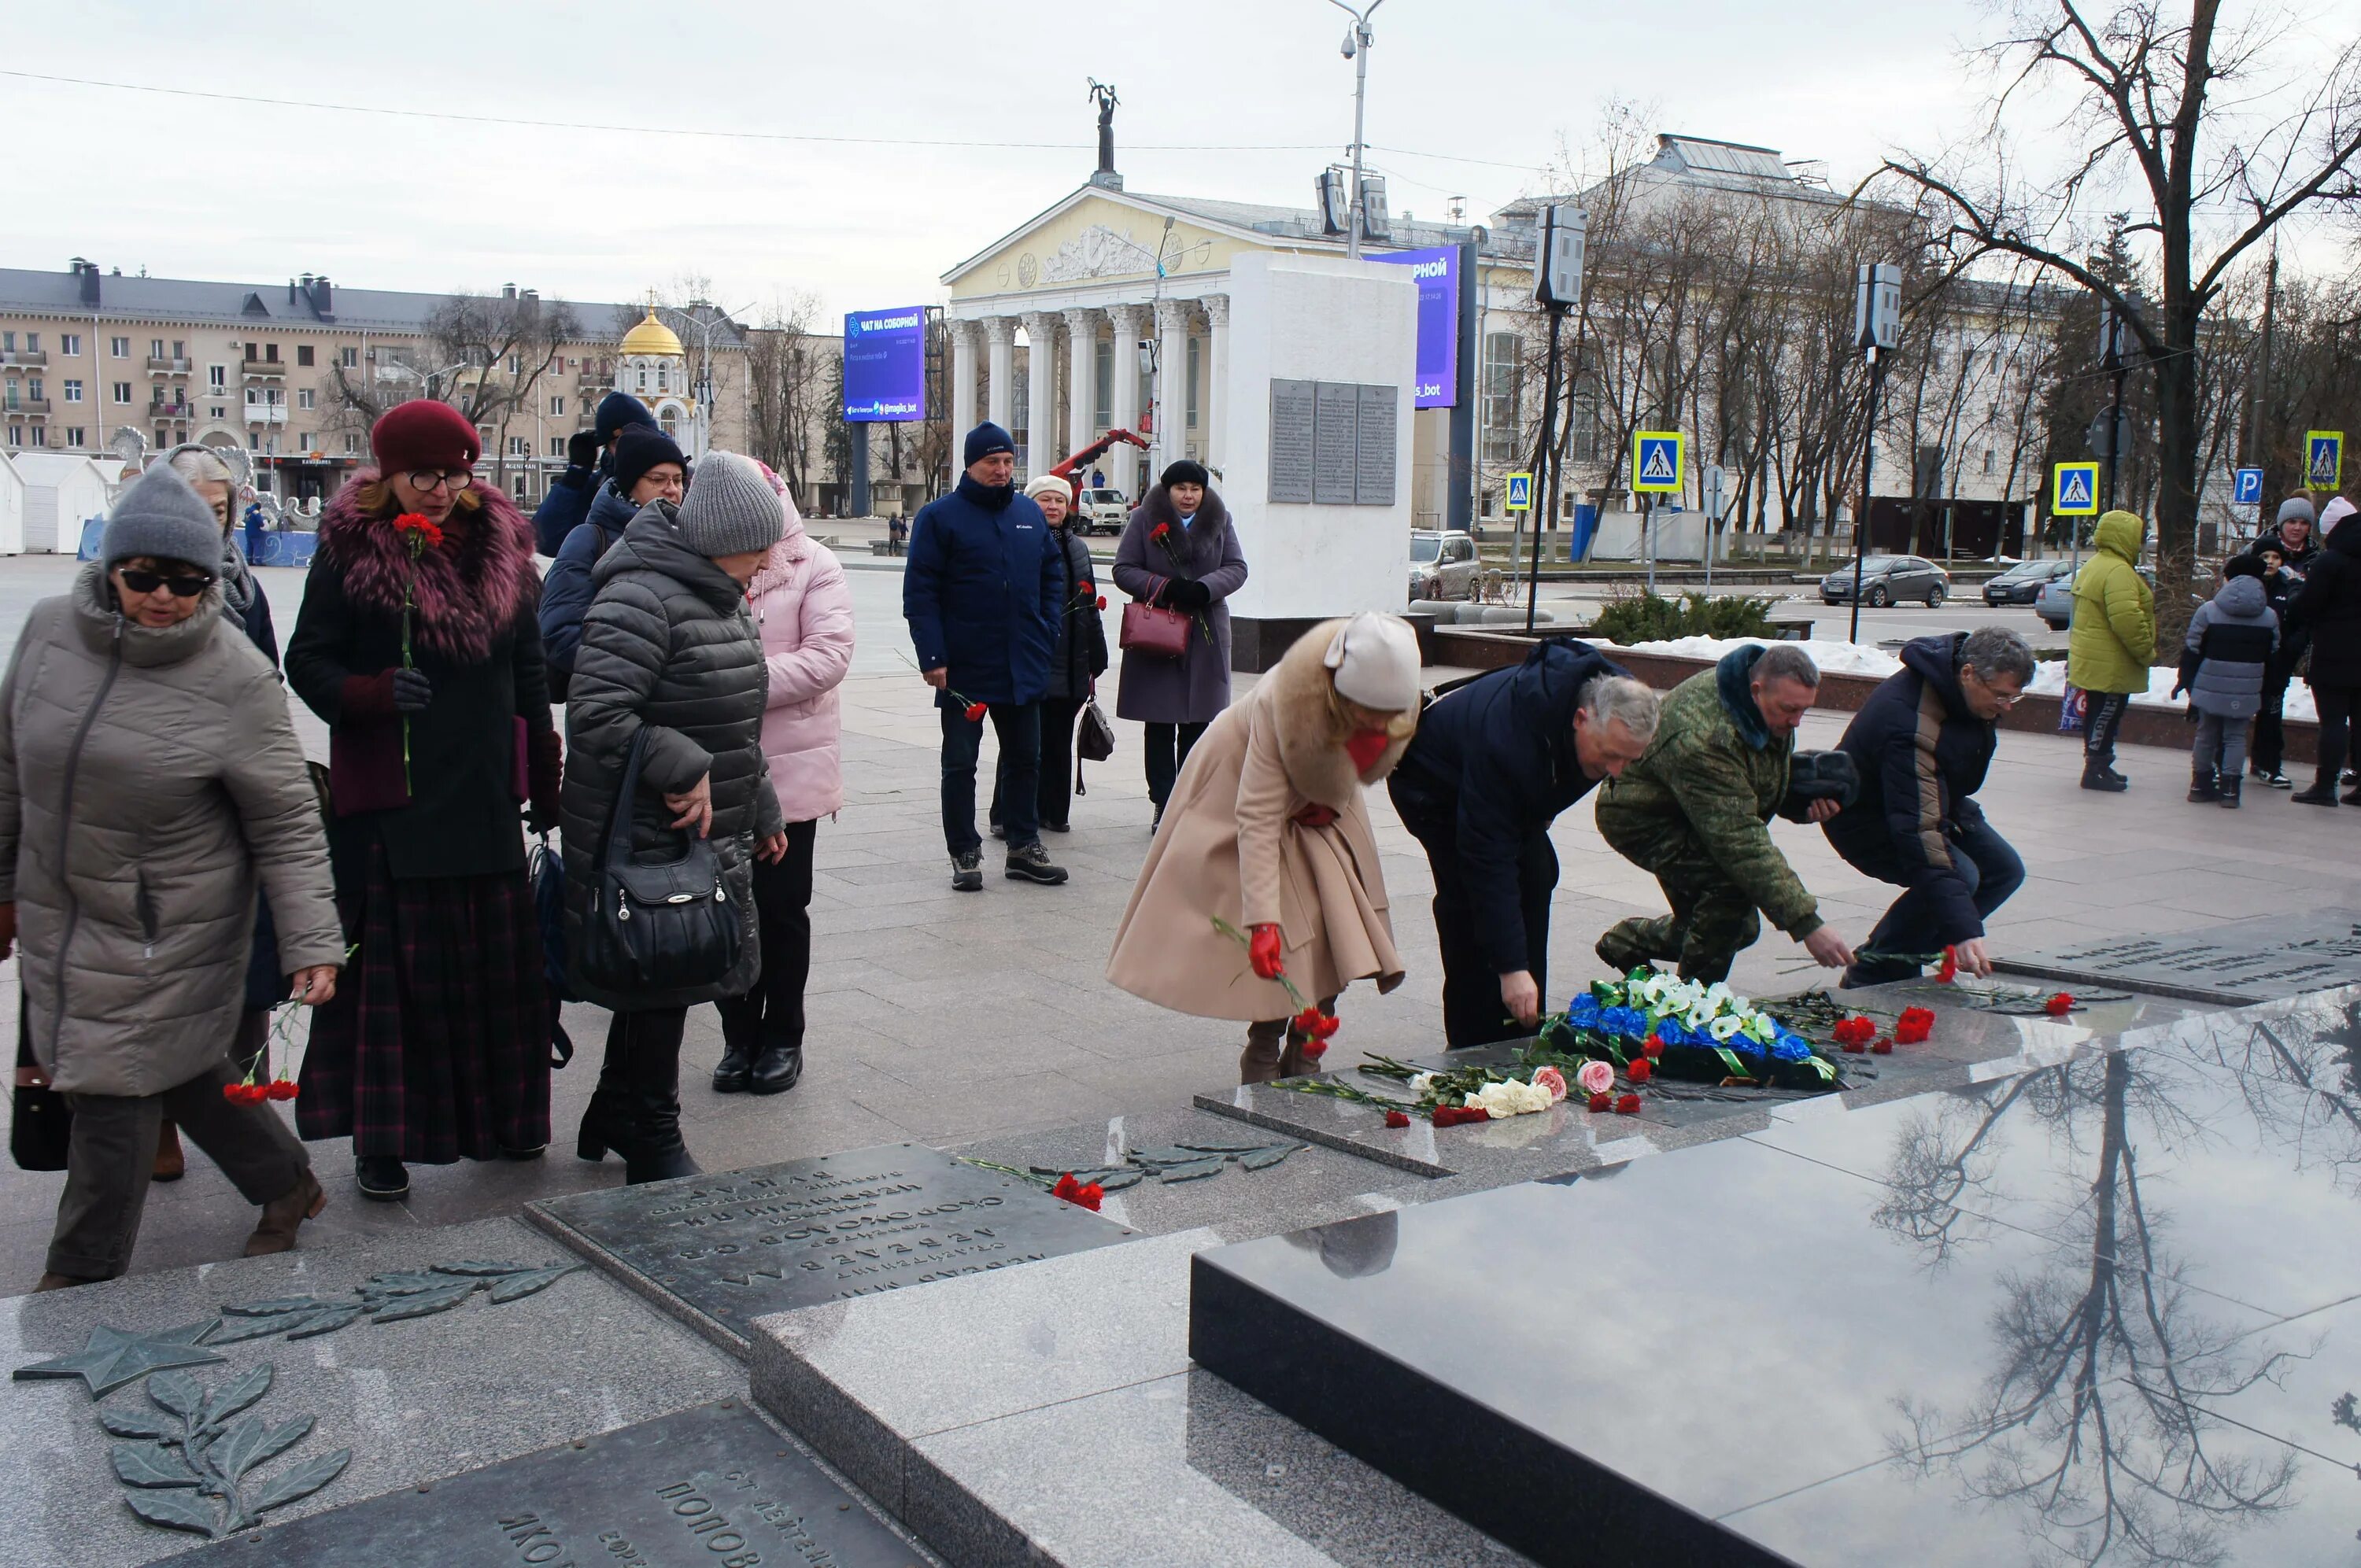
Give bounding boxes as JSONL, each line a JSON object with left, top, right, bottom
{"left": 13, "top": 453, "right": 110, "bottom": 555}
{"left": 0, "top": 454, "right": 25, "bottom": 555}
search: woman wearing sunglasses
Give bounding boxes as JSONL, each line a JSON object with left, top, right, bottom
{"left": 285, "top": 401, "right": 563, "bottom": 1202}
{"left": 0, "top": 465, "right": 346, "bottom": 1289}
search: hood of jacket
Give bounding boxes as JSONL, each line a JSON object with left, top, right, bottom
{"left": 596, "top": 500, "right": 748, "bottom": 614}
{"left": 318, "top": 472, "right": 537, "bottom": 665}
{"left": 1268, "top": 618, "right": 1413, "bottom": 810}
{"left": 2324, "top": 496, "right": 2361, "bottom": 556}
{"left": 2093, "top": 508, "right": 2145, "bottom": 565}
{"left": 70, "top": 558, "right": 228, "bottom": 667}
{"left": 1713, "top": 644, "right": 1774, "bottom": 751}
{"left": 2212, "top": 573, "right": 2269, "bottom": 617}
{"left": 747, "top": 492, "right": 812, "bottom": 599}
{"left": 1899, "top": 633, "right": 1973, "bottom": 720}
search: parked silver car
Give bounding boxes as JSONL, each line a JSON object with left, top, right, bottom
{"left": 1820, "top": 555, "right": 1949, "bottom": 607}
{"left": 1410, "top": 530, "right": 1483, "bottom": 600}
{"left": 2035, "top": 563, "right": 2156, "bottom": 630}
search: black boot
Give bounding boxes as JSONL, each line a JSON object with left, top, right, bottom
{"left": 750, "top": 1040, "right": 804, "bottom": 1095}
{"left": 2188, "top": 766, "right": 2219, "bottom": 802}
{"left": 2292, "top": 777, "right": 2341, "bottom": 806}
{"left": 712, "top": 1010, "right": 754, "bottom": 1094}
{"left": 2219, "top": 775, "right": 2243, "bottom": 809}
{"left": 2081, "top": 762, "right": 2129, "bottom": 793}
{"left": 576, "top": 1035, "right": 632, "bottom": 1161}
{"left": 623, "top": 1020, "right": 700, "bottom": 1186}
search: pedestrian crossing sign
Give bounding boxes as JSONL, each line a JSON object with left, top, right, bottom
{"left": 1505, "top": 471, "right": 1532, "bottom": 512}
{"left": 2307, "top": 430, "right": 2343, "bottom": 489}
{"left": 1633, "top": 431, "right": 1683, "bottom": 493}
{"left": 2052, "top": 461, "right": 2099, "bottom": 516}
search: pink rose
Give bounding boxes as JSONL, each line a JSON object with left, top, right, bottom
{"left": 1575, "top": 1060, "right": 1615, "bottom": 1098}
{"left": 1530, "top": 1065, "right": 1568, "bottom": 1102}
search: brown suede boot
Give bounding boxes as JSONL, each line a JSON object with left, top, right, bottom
{"left": 245, "top": 1171, "right": 326, "bottom": 1256}
{"left": 153, "top": 1120, "right": 186, "bottom": 1182}
{"left": 34, "top": 1271, "right": 93, "bottom": 1292}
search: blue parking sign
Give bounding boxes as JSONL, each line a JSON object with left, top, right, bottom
{"left": 2232, "top": 467, "right": 2263, "bottom": 506}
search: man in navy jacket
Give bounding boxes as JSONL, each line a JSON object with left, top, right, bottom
{"left": 1823, "top": 628, "right": 2033, "bottom": 987}
{"left": 905, "top": 422, "right": 1066, "bottom": 891}
{"left": 1388, "top": 640, "right": 1659, "bottom": 1047}
{"left": 531, "top": 391, "right": 656, "bottom": 557}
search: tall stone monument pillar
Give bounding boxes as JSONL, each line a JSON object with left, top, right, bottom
{"left": 948, "top": 320, "right": 978, "bottom": 447}
{"left": 1063, "top": 308, "right": 1099, "bottom": 472}
{"left": 1021, "top": 311, "right": 1058, "bottom": 477}
{"left": 985, "top": 317, "right": 1015, "bottom": 435}
{"left": 1106, "top": 304, "right": 1147, "bottom": 495}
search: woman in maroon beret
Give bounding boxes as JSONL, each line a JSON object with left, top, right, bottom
{"left": 284, "top": 400, "right": 562, "bottom": 1201}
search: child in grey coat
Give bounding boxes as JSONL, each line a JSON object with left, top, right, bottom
{"left": 2174, "top": 559, "right": 2280, "bottom": 807}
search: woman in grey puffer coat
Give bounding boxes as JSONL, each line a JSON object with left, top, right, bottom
{"left": 561, "top": 452, "right": 786, "bottom": 1183}
{"left": 0, "top": 466, "right": 346, "bottom": 1287}
{"left": 2174, "top": 559, "right": 2279, "bottom": 808}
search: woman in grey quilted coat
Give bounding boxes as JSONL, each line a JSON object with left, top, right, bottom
{"left": 0, "top": 466, "right": 345, "bottom": 1288}
{"left": 560, "top": 452, "right": 787, "bottom": 1183}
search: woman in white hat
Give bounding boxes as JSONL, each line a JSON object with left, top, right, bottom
{"left": 1107, "top": 613, "right": 1421, "bottom": 1083}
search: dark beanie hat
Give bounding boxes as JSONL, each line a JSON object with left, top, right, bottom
{"left": 371, "top": 399, "right": 480, "bottom": 474}
{"left": 963, "top": 422, "right": 1016, "bottom": 467}
{"left": 595, "top": 390, "right": 656, "bottom": 445}
{"left": 2222, "top": 553, "right": 2265, "bottom": 581}
{"left": 1160, "top": 459, "right": 1210, "bottom": 490}
{"left": 613, "top": 427, "right": 687, "bottom": 495}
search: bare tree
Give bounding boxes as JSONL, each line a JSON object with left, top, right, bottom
{"left": 324, "top": 288, "right": 580, "bottom": 487}
{"left": 744, "top": 290, "right": 833, "bottom": 509}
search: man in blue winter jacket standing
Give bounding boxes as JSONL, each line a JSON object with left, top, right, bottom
{"left": 1388, "top": 640, "right": 1659, "bottom": 1048}
{"left": 904, "top": 422, "right": 1068, "bottom": 891}
{"left": 531, "top": 390, "right": 657, "bottom": 558}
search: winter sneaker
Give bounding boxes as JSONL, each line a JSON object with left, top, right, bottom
{"left": 2256, "top": 767, "right": 2293, "bottom": 788}
{"left": 2188, "top": 769, "right": 2219, "bottom": 802}
{"left": 2219, "top": 777, "right": 2242, "bottom": 809}
{"left": 1004, "top": 842, "right": 1070, "bottom": 885}
{"left": 2291, "top": 781, "right": 2340, "bottom": 806}
{"left": 950, "top": 850, "right": 984, "bottom": 891}
{"left": 2080, "top": 763, "right": 2129, "bottom": 793}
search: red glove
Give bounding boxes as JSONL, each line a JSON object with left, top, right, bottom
{"left": 1249, "top": 924, "right": 1285, "bottom": 980}
{"left": 527, "top": 726, "right": 563, "bottom": 833}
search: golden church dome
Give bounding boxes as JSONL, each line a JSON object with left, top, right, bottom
{"left": 620, "top": 305, "right": 684, "bottom": 359}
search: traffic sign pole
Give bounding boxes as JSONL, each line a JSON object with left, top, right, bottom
{"left": 1525, "top": 302, "right": 1565, "bottom": 633}
{"left": 1848, "top": 263, "right": 1901, "bottom": 646}
{"left": 1849, "top": 345, "right": 1886, "bottom": 645}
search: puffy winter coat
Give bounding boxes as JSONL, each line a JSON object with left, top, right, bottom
{"left": 531, "top": 463, "right": 597, "bottom": 559}
{"left": 2175, "top": 574, "right": 2278, "bottom": 719}
{"left": 1047, "top": 522, "right": 1110, "bottom": 702}
{"left": 1594, "top": 645, "right": 1820, "bottom": 939}
{"left": 2066, "top": 510, "right": 2156, "bottom": 695}
{"left": 747, "top": 498, "right": 855, "bottom": 824}
{"left": 903, "top": 474, "right": 1062, "bottom": 708}
{"left": 1111, "top": 485, "right": 1251, "bottom": 725}
{"left": 1823, "top": 633, "right": 1998, "bottom": 946}
{"left": 1388, "top": 639, "right": 1629, "bottom": 974}
{"left": 540, "top": 480, "right": 641, "bottom": 696}
{"left": 0, "top": 564, "right": 345, "bottom": 1096}
{"left": 560, "top": 502, "right": 784, "bottom": 1010}
{"left": 2293, "top": 499, "right": 2361, "bottom": 691}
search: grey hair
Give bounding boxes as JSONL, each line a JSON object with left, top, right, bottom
{"left": 1578, "top": 673, "right": 1661, "bottom": 743}
{"left": 1753, "top": 642, "right": 1820, "bottom": 689}
{"left": 1959, "top": 625, "right": 2035, "bottom": 685}
{"left": 164, "top": 445, "right": 237, "bottom": 490}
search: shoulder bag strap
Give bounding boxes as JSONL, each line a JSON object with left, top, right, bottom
{"left": 601, "top": 728, "right": 652, "bottom": 876}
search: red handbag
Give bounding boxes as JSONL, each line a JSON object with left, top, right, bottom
{"left": 1120, "top": 576, "right": 1192, "bottom": 659}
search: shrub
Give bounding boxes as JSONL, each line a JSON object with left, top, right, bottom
{"left": 1591, "top": 591, "right": 1776, "bottom": 645}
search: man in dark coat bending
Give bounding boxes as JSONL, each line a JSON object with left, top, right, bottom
{"left": 1388, "top": 641, "right": 1660, "bottom": 1048}
{"left": 1823, "top": 626, "right": 2034, "bottom": 987}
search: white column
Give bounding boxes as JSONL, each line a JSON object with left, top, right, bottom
{"left": 1021, "top": 310, "right": 1057, "bottom": 478}
{"left": 1155, "top": 298, "right": 1191, "bottom": 478}
{"left": 1106, "top": 303, "right": 1147, "bottom": 494}
{"left": 985, "top": 316, "right": 1015, "bottom": 434}
{"left": 1063, "top": 307, "right": 1098, "bottom": 468}
{"left": 948, "top": 319, "right": 977, "bottom": 443}
{"left": 1203, "top": 295, "right": 1229, "bottom": 473}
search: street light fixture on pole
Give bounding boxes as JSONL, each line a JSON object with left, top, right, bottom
{"left": 1848, "top": 262, "right": 1902, "bottom": 646}
{"left": 1328, "top": 0, "right": 1384, "bottom": 261}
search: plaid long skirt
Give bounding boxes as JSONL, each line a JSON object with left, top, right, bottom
{"left": 297, "top": 842, "right": 549, "bottom": 1162}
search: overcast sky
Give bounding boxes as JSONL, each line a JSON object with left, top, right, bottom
{"left": 6, "top": 0, "right": 2357, "bottom": 322}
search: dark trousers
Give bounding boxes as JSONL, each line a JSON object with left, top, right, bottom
{"left": 992, "top": 697, "right": 1081, "bottom": 832}
{"left": 715, "top": 820, "right": 817, "bottom": 1053}
{"left": 1844, "top": 819, "right": 2027, "bottom": 987}
{"left": 52, "top": 1058, "right": 309, "bottom": 1279}
{"left": 2312, "top": 685, "right": 2359, "bottom": 786}
{"left": 2083, "top": 691, "right": 2130, "bottom": 770}
{"left": 1145, "top": 721, "right": 1208, "bottom": 810}
{"left": 2252, "top": 670, "right": 2292, "bottom": 774}
{"left": 942, "top": 701, "right": 1040, "bottom": 854}
{"left": 1406, "top": 817, "right": 1557, "bottom": 1050}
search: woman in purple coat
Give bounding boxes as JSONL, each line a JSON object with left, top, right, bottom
{"left": 1111, "top": 461, "right": 1249, "bottom": 825}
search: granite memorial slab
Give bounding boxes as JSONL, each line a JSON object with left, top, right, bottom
{"left": 164, "top": 1398, "right": 933, "bottom": 1567}
{"left": 528, "top": 1143, "right": 1138, "bottom": 1356}
{"left": 1191, "top": 987, "right": 2361, "bottom": 1567}
{"left": 1996, "top": 906, "right": 2361, "bottom": 1003}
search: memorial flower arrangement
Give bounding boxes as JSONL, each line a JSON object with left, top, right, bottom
{"left": 1549, "top": 968, "right": 1842, "bottom": 1091}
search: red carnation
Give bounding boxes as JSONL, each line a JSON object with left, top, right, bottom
{"left": 1587, "top": 1091, "right": 1612, "bottom": 1112}
{"left": 1310, "top": 1013, "right": 1341, "bottom": 1039}
{"left": 1613, "top": 1093, "right": 1642, "bottom": 1115}
{"left": 1936, "top": 946, "right": 1958, "bottom": 984}
{"left": 1298, "top": 1035, "right": 1329, "bottom": 1061}
{"left": 2045, "top": 992, "right": 2075, "bottom": 1016}
{"left": 1894, "top": 1006, "right": 1935, "bottom": 1046}
{"left": 1642, "top": 1033, "right": 1665, "bottom": 1058}
{"left": 1625, "top": 1057, "right": 1653, "bottom": 1084}
{"left": 1050, "top": 1173, "right": 1104, "bottom": 1212}
{"left": 1151, "top": 522, "right": 1171, "bottom": 542}
{"left": 963, "top": 702, "right": 987, "bottom": 723}
{"left": 1384, "top": 1110, "right": 1411, "bottom": 1128}
{"left": 1292, "top": 1007, "right": 1325, "bottom": 1035}
{"left": 1432, "top": 1105, "right": 1491, "bottom": 1127}
{"left": 1869, "top": 1039, "right": 1893, "bottom": 1055}
{"left": 393, "top": 511, "right": 445, "bottom": 551}
{"left": 1833, "top": 1016, "right": 1877, "bottom": 1049}
{"left": 265, "top": 1079, "right": 299, "bottom": 1101}
{"left": 1096, "top": 596, "right": 1108, "bottom": 611}
{"left": 1840, "top": 1039, "right": 1866, "bottom": 1054}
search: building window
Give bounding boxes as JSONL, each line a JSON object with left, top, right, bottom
{"left": 5, "top": 426, "right": 17, "bottom": 447}
{"left": 61, "top": 334, "right": 80, "bottom": 357}
{"left": 340, "top": 346, "right": 357, "bottom": 368}
{"left": 62, "top": 380, "right": 82, "bottom": 403}
{"left": 113, "top": 382, "right": 131, "bottom": 404}
{"left": 345, "top": 434, "right": 360, "bottom": 453}
{"left": 210, "top": 406, "right": 225, "bottom": 419}
{"left": 30, "top": 426, "right": 46, "bottom": 447}
{"left": 549, "top": 394, "right": 565, "bottom": 417}
{"left": 297, "top": 345, "right": 314, "bottom": 367}
{"left": 172, "top": 339, "right": 185, "bottom": 357}
{"left": 3, "top": 332, "right": 16, "bottom": 352}
{"left": 297, "top": 389, "right": 315, "bottom": 410}
{"left": 508, "top": 435, "right": 529, "bottom": 457}
{"left": 24, "top": 334, "right": 37, "bottom": 353}
{"left": 150, "top": 338, "right": 164, "bottom": 358}
{"left": 1186, "top": 338, "right": 1199, "bottom": 429}
{"left": 209, "top": 364, "right": 227, "bottom": 390}
{"left": 1982, "top": 448, "right": 1997, "bottom": 474}
{"left": 110, "top": 337, "right": 130, "bottom": 358}
{"left": 65, "top": 426, "right": 85, "bottom": 447}
{"left": 27, "top": 378, "right": 42, "bottom": 400}
{"left": 1481, "top": 332, "right": 1520, "bottom": 467}
{"left": 549, "top": 436, "right": 567, "bottom": 457}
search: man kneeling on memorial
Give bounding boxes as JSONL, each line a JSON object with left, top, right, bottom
{"left": 1594, "top": 643, "right": 1854, "bottom": 983}
{"left": 1388, "top": 641, "right": 1660, "bottom": 1048}
{"left": 1822, "top": 627, "right": 2032, "bottom": 987}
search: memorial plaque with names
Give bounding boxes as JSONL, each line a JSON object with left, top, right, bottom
{"left": 1354, "top": 383, "right": 1398, "bottom": 506}
{"left": 530, "top": 1144, "right": 1136, "bottom": 1353}
{"left": 168, "top": 1400, "right": 929, "bottom": 1567}
{"left": 1997, "top": 908, "right": 2361, "bottom": 1004}
{"left": 1313, "top": 381, "right": 1360, "bottom": 504}
{"left": 1266, "top": 379, "right": 1316, "bottom": 503}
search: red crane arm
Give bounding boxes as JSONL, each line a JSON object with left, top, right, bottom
{"left": 1048, "top": 429, "right": 1149, "bottom": 483}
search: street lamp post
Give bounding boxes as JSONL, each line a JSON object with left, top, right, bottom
{"left": 1328, "top": 0, "right": 1384, "bottom": 261}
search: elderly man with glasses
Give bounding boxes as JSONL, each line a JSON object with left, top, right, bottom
{"left": 1821, "top": 626, "right": 2034, "bottom": 988}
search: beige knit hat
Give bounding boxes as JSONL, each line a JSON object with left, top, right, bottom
{"left": 1024, "top": 474, "right": 1073, "bottom": 503}
{"left": 1324, "top": 613, "right": 1421, "bottom": 711}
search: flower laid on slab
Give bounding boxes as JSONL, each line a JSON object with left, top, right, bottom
{"left": 1384, "top": 1110, "right": 1411, "bottom": 1129}
{"left": 1556, "top": 968, "right": 1838, "bottom": 1092}
{"left": 1465, "top": 1078, "right": 1557, "bottom": 1118}
{"left": 1050, "top": 1173, "right": 1105, "bottom": 1212}
{"left": 1575, "top": 1060, "right": 1614, "bottom": 1098}
{"left": 1530, "top": 1065, "right": 1568, "bottom": 1102}
{"left": 1432, "top": 1105, "right": 1491, "bottom": 1127}
{"left": 1625, "top": 1057, "right": 1653, "bottom": 1083}
{"left": 1614, "top": 1094, "right": 1642, "bottom": 1115}
{"left": 1870, "top": 1038, "right": 1894, "bottom": 1055}
{"left": 2045, "top": 992, "right": 2076, "bottom": 1016}
{"left": 1587, "top": 1091, "right": 1613, "bottom": 1112}
{"left": 1894, "top": 1007, "right": 1935, "bottom": 1046}
{"left": 1831, "top": 1016, "right": 1878, "bottom": 1051}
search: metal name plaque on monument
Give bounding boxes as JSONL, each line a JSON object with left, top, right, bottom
{"left": 1313, "top": 381, "right": 1361, "bottom": 504}
{"left": 1354, "top": 383, "right": 1398, "bottom": 506}
{"left": 1267, "top": 378, "right": 1316, "bottom": 503}
{"left": 529, "top": 1144, "right": 1135, "bottom": 1352}
{"left": 168, "top": 1400, "right": 925, "bottom": 1566}
{"left": 1996, "top": 909, "right": 2361, "bottom": 1004}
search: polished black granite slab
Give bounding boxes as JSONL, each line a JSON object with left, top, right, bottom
{"left": 168, "top": 1400, "right": 931, "bottom": 1566}
{"left": 1192, "top": 987, "right": 2361, "bottom": 1567}
{"left": 530, "top": 1143, "right": 1136, "bottom": 1354}
{"left": 1997, "top": 906, "right": 2361, "bottom": 1003}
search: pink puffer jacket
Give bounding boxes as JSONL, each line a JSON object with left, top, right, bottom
{"left": 746, "top": 499, "right": 855, "bottom": 823}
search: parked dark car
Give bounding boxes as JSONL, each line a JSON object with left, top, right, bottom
{"left": 1982, "top": 559, "right": 2075, "bottom": 606}
{"left": 1820, "top": 555, "right": 1949, "bottom": 607}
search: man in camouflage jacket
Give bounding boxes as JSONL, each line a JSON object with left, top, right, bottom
{"left": 1593, "top": 644, "right": 1855, "bottom": 983}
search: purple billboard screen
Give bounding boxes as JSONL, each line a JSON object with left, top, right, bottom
{"left": 1370, "top": 246, "right": 1458, "bottom": 408}
{"left": 842, "top": 307, "right": 927, "bottom": 422}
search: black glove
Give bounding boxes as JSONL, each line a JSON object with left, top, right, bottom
{"left": 1165, "top": 578, "right": 1213, "bottom": 611}
{"left": 391, "top": 668, "right": 434, "bottom": 712}
{"left": 567, "top": 429, "right": 600, "bottom": 470}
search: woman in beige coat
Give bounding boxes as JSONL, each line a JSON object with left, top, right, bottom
{"left": 1107, "top": 614, "right": 1421, "bottom": 1082}
{"left": 0, "top": 466, "right": 345, "bottom": 1289}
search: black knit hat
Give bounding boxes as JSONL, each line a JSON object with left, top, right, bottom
{"left": 613, "top": 427, "right": 687, "bottom": 495}
{"left": 1160, "top": 459, "right": 1210, "bottom": 490}
{"left": 595, "top": 390, "right": 656, "bottom": 445}
{"left": 963, "top": 422, "right": 1016, "bottom": 467}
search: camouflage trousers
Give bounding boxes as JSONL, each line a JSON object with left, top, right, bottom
{"left": 1594, "top": 821, "right": 1761, "bottom": 985}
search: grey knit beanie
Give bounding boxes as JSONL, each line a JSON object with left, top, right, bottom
{"left": 676, "top": 452, "right": 784, "bottom": 559}
{"left": 2278, "top": 496, "right": 2316, "bottom": 527}
{"left": 104, "top": 463, "right": 226, "bottom": 571}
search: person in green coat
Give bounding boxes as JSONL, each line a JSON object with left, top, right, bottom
{"left": 1594, "top": 644, "right": 1855, "bottom": 983}
{"left": 2066, "top": 508, "right": 2156, "bottom": 792}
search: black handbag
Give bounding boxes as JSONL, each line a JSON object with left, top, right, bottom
{"left": 12, "top": 992, "right": 70, "bottom": 1172}
{"left": 574, "top": 730, "right": 742, "bottom": 998}
{"left": 1074, "top": 691, "right": 1116, "bottom": 796}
